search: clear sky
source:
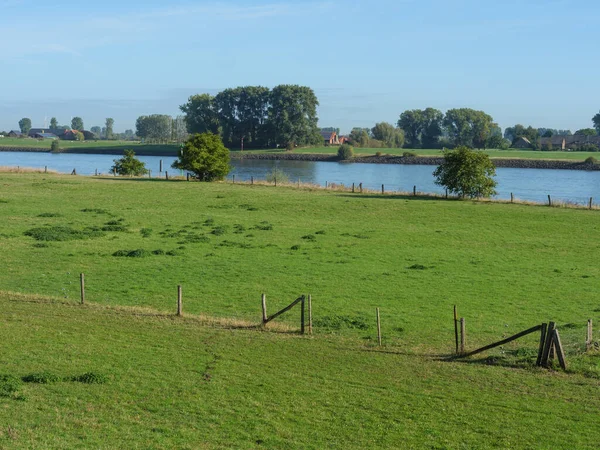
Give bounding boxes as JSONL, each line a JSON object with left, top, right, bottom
{"left": 1, "top": 0, "right": 599, "bottom": 134}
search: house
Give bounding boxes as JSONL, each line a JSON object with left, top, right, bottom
{"left": 32, "top": 132, "right": 58, "bottom": 139}
{"left": 339, "top": 136, "right": 350, "bottom": 144}
{"left": 512, "top": 137, "right": 532, "bottom": 149}
{"left": 540, "top": 135, "right": 600, "bottom": 150}
{"left": 8, "top": 130, "right": 22, "bottom": 138}
{"left": 28, "top": 128, "right": 53, "bottom": 137}
{"left": 320, "top": 130, "right": 339, "bottom": 145}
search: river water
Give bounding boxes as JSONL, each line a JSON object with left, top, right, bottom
{"left": 1, "top": 151, "right": 599, "bottom": 205}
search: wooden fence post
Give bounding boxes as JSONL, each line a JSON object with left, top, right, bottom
{"left": 232, "top": 175, "right": 235, "bottom": 184}
{"left": 251, "top": 176, "right": 254, "bottom": 185}
{"left": 325, "top": 181, "right": 328, "bottom": 188}
{"left": 413, "top": 185, "right": 416, "bottom": 196}
{"left": 553, "top": 329, "right": 567, "bottom": 370}
{"left": 540, "top": 321, "right": 555, "bottom": 366}
{"left": 445, "top": 188, "right": 448, "bottom": 199}
{"left": 44, "top": 166, "right": 47, "bottom": 173}
{"left": 359, "top": 182, "right": 363, "bottom": 193}
{"left": 590, "top": 198, "right": 593, "bottom": 210}
{"left": 453, "top": 305, "right": 459, "bottom": 355}
{"left": 548, "top": 195, "right": 552, "bottom": 206}
{"left": 160, "top": 159, "right": 163, "bottom": 172}
{"left": 308, "top": 294, "right": 313, "bottom": 335}
{"left": 261, "top": 294, "right": 267, "bottom": 325}
{"left": 381, "top": 184, "right": 384, "bottom": 194}
{"left": 113, "top": 168, "right": 116, "bottom": 177}
{"left": 587, "top": 319, "right": 593, "bottom": 351}
{"left": 352, "top": 183, "right": 355, "bottom": 193}
{"left": 177, "top": 285, "right": 182, "bottom": 316}
{"left": 376, "top": 308, "right": 382, "bottom": 346}
{"left": 274, "top": 176, "right": 277, "bottom": 187}
{"left": 301, "top": 297, "right": 306, "bottom": 334}
{"left": 511, "top": 193, "right": 514, "bottom": 203}
{"left": 298, "top": 178, "right": 300, "bottom": 188}
{"left": 95, "top": 169, "right": 98, "bottom": 176}
{"left": 80, "top": 273, "right": 85, "bottom": 305}
{"left": 186, "top": 173, "right": 190, "bottom": 181}
{"left": 460, "top": 318, "right": 466, "bottom": 354}
{"left": 72, "top": 168, "right": 77, "bottom": 176}
{"left": 536, "top": 322, "right": 547, "bottom": 366}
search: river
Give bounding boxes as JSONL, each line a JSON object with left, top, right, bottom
{"left": 1, "top": 151, "right": 599, "bottom": 205}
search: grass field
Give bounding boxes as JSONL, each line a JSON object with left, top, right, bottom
{"left": 2, "top": 137, "right": 598, "bottom": 161}
{"left": 1, "top": 173, "right": 599, "bottom": 447}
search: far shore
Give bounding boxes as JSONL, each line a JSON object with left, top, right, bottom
{"left": 0, "top": 145, "right": 599, "bottom": 171}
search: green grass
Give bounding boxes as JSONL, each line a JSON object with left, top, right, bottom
{"left": 0, "top": 138, "right": 179, "bottom": 155}
{"left": 1, "top": 173, "right": 600, "bottom": 447}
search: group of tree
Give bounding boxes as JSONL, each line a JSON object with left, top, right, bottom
{"left": 348, "top": 123, "right": 405, "bottom": 148}
{"left": 180, "top": 85, "right": 322, "bottom": 149}
{"left": 135, "top": 115, "right": 187, "bottom": 143}
{"left": 15, "top": 116, "right": 124, "bottom": 141}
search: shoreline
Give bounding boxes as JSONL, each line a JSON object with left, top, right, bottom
{"left": 1, "top": 146, "right": 598, "bottom": 171}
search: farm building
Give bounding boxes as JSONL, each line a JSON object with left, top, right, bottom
{"left": 320, "top": 130, "right": 339, "bottom": 145}
{"left": 32, "top": 132, "right": 58, "bottom": 139}
{"left": 7, "top": 130, "right": 22, "bottom": 137}
{"left": 28, "top": 128, "right": 53, "bottom": 137}
{"left": 512, "top": 137, "right": 532, "bottom": 149}
{"left": 540, "top": 135, "right": 600, "bottom": 150}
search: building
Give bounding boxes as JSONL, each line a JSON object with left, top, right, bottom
{"left": 7, "top": 130, "right": 22, "bottom": 137}
{"left": 320, "top": 130, "right": 339, "bottom": 145}
{"left": 28, "top": 128, "right": 53, "bottom": 137}
{"left": 32, "top": 132, "right": 58, "bottom": 139}
{"left": 540, "top": 135, "right": 600, "bottom": 150}
{"left": 512, "top": 137, "right": 532, "bottom": 149}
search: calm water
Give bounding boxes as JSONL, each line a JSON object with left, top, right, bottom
{"left": 1, "top": 151, "right": 599, "bottom": 205}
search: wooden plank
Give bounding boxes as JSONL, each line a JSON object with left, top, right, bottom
{"left": 536, "top": 322, "right": 547, "bottom": 366}
{"left": 540, "top": 321, "right": 555, "bottom": 367}
{"left": 261, "top": 294, "right": 267, "bottom": 324}
{"left": 177, "top": 285, "right": 182, "bottom": 316}
{"left": 587, "top": 319, "right": 593, "bottom": 352}
{"left": 453, "top": 305, "right": 459, "bottom": 355}
{"left": 462, "top": 324, "right": 543, "bottom": 358}
{"left": 264, "top": 296, "right": 305, "bottom": 324}
{"left": 80, "top": 273, "right": 85, "bottom": 305}
{"left": 552, "top": 329, "right": 567, "bottom": 370}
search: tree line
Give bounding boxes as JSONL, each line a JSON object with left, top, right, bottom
{"left": 11, "top": 116, "right": 135, "bottom": 141}
{"left": 180, "top": 85, "right": 322, "bottom": 149}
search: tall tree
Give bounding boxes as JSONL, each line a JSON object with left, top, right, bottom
{"left": 18, "top": 118, "right": 32, "bottom": 135}
{"left": 575, "top": 128, "right": 597, "bottom": 136}
{"left": 349, "top": 128, "right": 370, "bottom": 147}
{"left": 50, "top": 117, "right": 58, "bottom": 130}
{"left": 267, "top": 85, "right": 321, "bottom": 147}
{"left": 71, "top": 117, "right": 84, "bottom": 131}
{"left": 90, "top": 126, "right": 102, "bottom": 138}
{"left": 105, "top": 118, "right": 114, "bottom": 140}
{"left": 593, "top": 111, "right": 600, "bottom": 135}
{"left": 397, "top": 109, "right": 423, "bottom": 148}
{"left": 420, "top": 108, "right": 444, "bottom": 148}
{"left": 180, "top": 94, "right": 220, "bottom": 135}
{"left": 371, "top": 122, "right": 404, "bottom": 148}
{"left": 136, "top": 115, "right": 172, "bottom": 142}
{"left": 443, "top": 108, "right": 494, "bottom": 148}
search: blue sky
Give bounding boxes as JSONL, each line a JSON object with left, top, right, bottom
{"left": 1, "top": 0, "right": 599, "bottom": 134}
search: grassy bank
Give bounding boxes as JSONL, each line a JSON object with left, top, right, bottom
{"left": 1, "top": 172, "right": 600, "bottom": 447}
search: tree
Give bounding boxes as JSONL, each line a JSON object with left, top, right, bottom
{"left": 433, "top": 146, "right": 497, "bottom": 198}
{"left": 136, "top": 115, "right": 172, "bottom": 142}
{"left": 124, "top": 129, "right": 135, "bottom": 140}
{"left": 105, "top": 118, "right": 114, "bottom": 140}
{"left": 71, "top": 117, "right": 84, "bottom": 131}
{"left": 593, "top": 112, "right": 600, "bottom": 135}
{"left": 90, "top": 126, "right": 102, "bottom": 138}
{"left": 337, "top": 143, "right": 354, "bottom": 160}
{"left": 575, "top": 128, "right": 597, "bottom": 136}
{"left": 397, "top": 108, "right": 444, "bottom": 148}
{"left": 111, "top": 150, "right": 148, "bottom": 176}
{"left": 171, "top": 133, "right": 230, "bottom": 181}
{"left": 444, "top": 109, "right": 494, "bottom": 148}
{"left": 349, "top": 128, "right": 370, "bottom": 147}
{"left": 371, "top": 122, "right": 404, "bottom": 148}
{"left": 398, "top": 109, "right": 423, "bottom": 148}
{"left": 50, "top": 117, "right": 58, "bottom": 130}
{"left": 267, "top": 85, "right": 321, "bottom": 147}
{"left": 180, "top": 93, "right": 220, "bottom": 135}
{"left": 18, "top": 118, "right": 31, "bottom": 135}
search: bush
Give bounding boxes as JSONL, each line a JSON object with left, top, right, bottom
{"left": 0, "top": 374, "right": 22, "bottom": 398}
{"left": 286, "top": 142, "right": 295, "bottom": 151}
{"left": 402, "top": 151, "right": 417, "bottom": 157}
{"left": 265, "top": 167, "right": 289, "bottom": 184}
{"left": 24, "top": 226, "right": 105, "bottom": 241}
{"left": 433, "top": 146, "right": 497, "bottom": 198}
{"left": 22, "top": 372, "right": 61, "bottom": 384}
{"left": 111, "top": 150, "right": 148, "bottom": 176}
{"left": 578, "top": 143, "right": 600, "bottom": 152}
{"left": 71, "top": 372, "right": 107, "bottom": 384}
{"left": 337, "top": 144, "right": 354, "bottom": 160}
{"left": 172, "top": 133, "right": 230, "bottom": 182}
{"left": 584, "top": 156, "right": 598, "bottom": 164}
{"left": 375, "top": 151, "right": 383, "bottom": 157}
{"left": 50, "top": 140, "right": 60, "bottom": 153}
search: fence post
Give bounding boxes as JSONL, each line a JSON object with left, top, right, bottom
{"left": 326, "top": 181, "right": 328, "bottom": 188}
{"left": 590, "top": 198, "right": 593, "bottom": 210}
{"left": 166, "top": 171, "right": 169, "bottom": 180}
{"left": 511, "top": 193, "right": 514, "bottom": 203}
{"left": 460, "top": 318, "right": 466, "bottom": 354}
{"left": 177, "top": 285, "right": 182, "bottom": 316}
{"left": 454, "top": 305, "right": 459, "bottom": 355}
{"left": 187, "top": 173, "right": 190, "bottom": 181}
{"left": 95, "top": 169, "right": 98, "bottom": 176}
{"left": 300, "top": 297, "right": 305, "bottom": 334}
{"left": 251, "top": 176, "right": 254, "bottom": 185}
{"left": 445, "top": 188, "right": 448, "bottom": 199}
{"left": 261, "top": 294, "right": 267, "bottom": 325}
{"left": 298, "top": 178, "right": 300, "bottom": 188}
{"left": 352, "top": 182, "right": 355, "bottom": 193}
{"left": 376, "top": 308, "right": 382, "bottom": 346}
{"left": 548, "top": 195, "right": 552, "bottom": 206}
{"left": 160, "top": 159, "right": 163, "bottom": 172}
{"left": 72, "top": 168, "right": 77, "bottom": 175}
{"left": 44, "top": 166, "right": 47, "bottom": 173}
{"left": 308, "top": 294, "right": 313, "bottom": 335}
{"left": 413, "top": 185, "right": 416, "bottom": 196}
{"left": 113, "top": 168, "right": 116, "bottom": 177}
{"left": 359, "top": 183, "right": 363, "bottom": 193}
{"left": 274, "top": 176, "right": 277, "bottom": 187}
{"left": 587, "top": 319, "right": 593, "bottom": 351}
{"left": 381, "top": 184, "right": 384, "bottom": 194}
{"left": 232, "top": 175, "right": 235, "bottom": 184}
{"left": 536, "top": 322, "right": 548, "bottom": 366}
{"left": 80, "top": 273, "right": 85, "bottom": 305}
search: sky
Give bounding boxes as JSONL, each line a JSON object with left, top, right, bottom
{"left": 1, "top": 0, "right": 599, "bottom": 134}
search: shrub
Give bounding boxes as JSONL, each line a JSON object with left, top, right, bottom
{"left": 402, "top": 151, "right": 417, "bottom": 157}
{"left": 22, "top": 372, "right": 61, "bottom": 384}
{"left": 375, "top": 151, "right": 383, "bottom": 157}
{"left": 337, "top": 144, "right": 354, "bottom": 160}
{"left": 111, "top": 150, "right": 148, "bottom": 176}
{"left": 140, "top": 228, "right": 152, "bottom": 237}
{"left": 50, "top": 140, "right": 60, "bottom": 153}
{"left": 71, "top": 372, "right": 107, "bottom": 384}
{"left": 433, "top": 146, "right": 497, "bottom": 198}
{"left": 172, "top": 133, "right": 230, "bottom": 182}
{"left": 112, "top": 249, "right": 151, "bottom": 258}
{"left": 0, "top": 374, "right": 22, "bottom": 398}
{"left": 584, "top": 156, "right": 598, "bottom": 164}
{"left": 286, "top": 142, "right": 295, "bottom": 151}
{"left": 24, "top": 226, "right": 105, "bottom": 241}
{"left": 265, "top": 168, "right": 289, "bottom": 184}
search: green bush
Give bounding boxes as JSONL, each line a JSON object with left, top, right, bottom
{"left": 111, "top": 150, "right": 148, "bottom": 176}
{"left": 50, "top": 140, "right": 61, "bottom": 153}
{"left": 584, "top": 156, "right": 598, "bottom": 164}
{"left": 286, "top": 142, "right": 295, "bottom": 151}
{"left": 22, "top": 372, "right": 61, "bottom": 384}
{"left": 112, "top": 249, "right": 151, "bottom": 258}
{"left": 402, "top": 151, "right": 417, "bottom": 157}
{"left": 337, "top": 144, "right": 354, "bottom": 160}
{"left": 433, "top": 146, "right": 497, "bottom": 198}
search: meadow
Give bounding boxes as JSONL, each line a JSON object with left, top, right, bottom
{"left": 0, "top": 172, "right": 599, "bottom": 448}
